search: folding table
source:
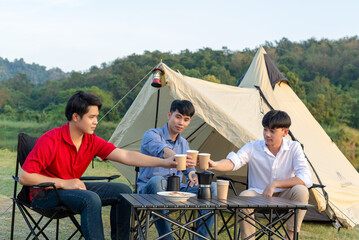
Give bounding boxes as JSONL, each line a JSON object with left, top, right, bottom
{"left": 121, "top": 194, "right": 311, "bottom": 240}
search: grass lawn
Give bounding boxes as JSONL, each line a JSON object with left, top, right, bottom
{"left": 1, "top": 149, "right": 359, "bottom": 239}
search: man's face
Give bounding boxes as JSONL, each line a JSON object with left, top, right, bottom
{"left": 263, "top": 127, "right": 288, "bottom": 148}
{"left": 73, "top": 105, "right": 99, "bottom": 135}
{"left": 167, "top": 110, "right": 191, "bottom": 135}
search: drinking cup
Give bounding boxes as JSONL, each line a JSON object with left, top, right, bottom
{"left": 217, "top": 180, "right": 229, "bottom": 200}
{"left": 186, "top": 150, "right": 199, "bottom": 168}
{"left": 198, "top": 153, "right": 210, "bottom": 171}
{"left": 175, "top": 154, "right": 187, "bottom": 171}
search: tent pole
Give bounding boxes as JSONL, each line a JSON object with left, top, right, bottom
{"left": 154, "top": 89, "right": 160, "bottom": 128}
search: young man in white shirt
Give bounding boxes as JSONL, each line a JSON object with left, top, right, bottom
{"left": 209, "top": 110, "right": 313, "bottom": 240}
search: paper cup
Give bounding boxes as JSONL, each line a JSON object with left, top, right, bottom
{"left": 217, "top": 180, "right": 229, "bottom": 200}
{"left": 175, "top": 154, "right": 187, "bottom": 171}
{"left": 199, "top": 153, "right": 210, "bottom": 171}
{"left": 187, "top": 150, "right": 199, "bottom": 167}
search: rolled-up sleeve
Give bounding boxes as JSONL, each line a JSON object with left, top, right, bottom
{"left": 226, "top": 143, "right": 251, "bottom": 171}
{"left": 292, "top": 142, "right": 313, "bottom": 188}
{"left": 141, "top": 129, "right": 170, "bottom": 158}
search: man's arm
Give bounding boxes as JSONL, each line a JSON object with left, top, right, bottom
{"left": 208, "top": 159, "right": 235, "bottom": 171}
{"left": 162, "top": 147, "right": 176, "bottom": 158}
{"left": 209, "top": 143, "right": 251, "bottom": 172}
{"left": 19, "top": 170, "right": 86, "bottom": 190}
{"left": 106, "top": 148, "right": 177, "bottom": 168}
{"left": 262, "top": 177, "right": 305, "bottom": 197}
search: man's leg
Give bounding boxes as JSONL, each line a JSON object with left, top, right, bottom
{"left": 85, "top": 182, "right": 132, "bottom": 240}
{"left": 183, "top": 182, "right": 217, "bottom": 239}
{"left": 139, "top": 176, "right": 174, "bottom": 240}
{"left": 239, "top": 190, "right": 261, "bottom": 240}
{"left": 32, "top": 188, "right": 105, "bottom": 240}
{"left": 276, "top": 185, "right": 309, "bottom": 239}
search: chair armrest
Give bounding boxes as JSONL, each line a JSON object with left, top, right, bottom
{"left": 13, "top": 176, "right": 63, "bottom": 204}
{"left": 217, "top": 176, "right": 248, "bottom": 196}
{"left": 310, "top": 183, "right": 326, "bottom": 189}
{"left": 216, "top": 176, "right": 248, "bottom": 186}
{"left": 80, "top": 175, "right": 120, "bottom": 182}
{"left": 12, "top": 176, "right": 55, "bottom": 188}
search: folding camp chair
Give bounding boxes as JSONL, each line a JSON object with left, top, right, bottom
{"left": 10, "top": 133, "right": 120, "bottom": 240}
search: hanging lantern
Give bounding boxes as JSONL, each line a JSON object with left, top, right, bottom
{"left": 151, "top": 68, "right": 164, "bottom": 88}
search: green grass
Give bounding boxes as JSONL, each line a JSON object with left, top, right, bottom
{"left": 1, "top": 149, "right": 359, "bottom": 239}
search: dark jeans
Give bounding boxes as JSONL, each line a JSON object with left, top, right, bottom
{"left": 31, "top": 182, "right": 132, "bottom": 240}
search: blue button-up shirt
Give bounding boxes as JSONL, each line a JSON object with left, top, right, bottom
{"left": 137, "top": 123, "right": 195, "bottom": 192}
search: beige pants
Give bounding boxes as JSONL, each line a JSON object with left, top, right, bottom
{"left": 239, "top": 185, "right": 309, "bottom": 240}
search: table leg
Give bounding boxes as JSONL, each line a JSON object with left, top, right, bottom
{"left": 130, "top": 207, "right": 135, "bottom": 240}
{"left": 234, "top": 208, "right": 239, "bottom": 240}
{"left": 268, "top": 209, "right": 273, "bottom": 240}
{"left": 145, "top": 210, "right": 150, "bottom": 240}
{"left": 293, "top": 209, "right": 298, "bottom": 240}
{"left": 214, "top": 210, "right": 218, "bottom": 240}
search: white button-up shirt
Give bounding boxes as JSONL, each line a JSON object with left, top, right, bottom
{"left": 227, "top": 138, "right": 313, "bottom": 194}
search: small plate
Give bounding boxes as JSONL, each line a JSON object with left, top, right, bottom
{"left": 157, "top": 191, "right": 196, "bottom": 201}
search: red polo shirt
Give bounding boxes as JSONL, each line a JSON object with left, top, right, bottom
{"left": 22, "top": 122, "right": 116, "bottom": 180}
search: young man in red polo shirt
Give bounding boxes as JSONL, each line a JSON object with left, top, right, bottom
{"left": 19, "top": 91, "right": 178, "bottom": 240}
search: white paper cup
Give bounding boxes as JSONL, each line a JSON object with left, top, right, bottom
{"left": 199, "top": 153, "right": 210, "bottom": 171}
{"left": 217, "top": 180, "right": 229, "bottom": 200}
{"left": 187, "top": 150, "right": 198, "bottom": 167}
{"left": 175, "top": 154, "right": 187, "bottom": 171}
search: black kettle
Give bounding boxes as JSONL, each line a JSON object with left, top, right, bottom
{"left": 166, "top": 173, "right": 180, "bottom": 191}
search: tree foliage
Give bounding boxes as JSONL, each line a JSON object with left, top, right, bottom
{"left": 0, "top": 37, "right": 358, "bottom": 141}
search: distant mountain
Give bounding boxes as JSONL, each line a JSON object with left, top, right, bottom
{"left": 0, "top": 57, "right": 69, "bottom": 84}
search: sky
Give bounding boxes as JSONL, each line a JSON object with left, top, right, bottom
{"left": 0, "top": 0, "right": 358, "bottom": 72}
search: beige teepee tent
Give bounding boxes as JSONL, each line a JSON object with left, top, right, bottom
{"left": 109, "top": 47, "right": 359, "bottom": 228}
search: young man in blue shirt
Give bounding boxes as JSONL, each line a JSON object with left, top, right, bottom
{"left": 137, "top": 99, "right": 217, "bottom": 239}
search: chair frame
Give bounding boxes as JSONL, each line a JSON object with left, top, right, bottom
{"left": 10, "top": 133, "right": 120, "bottom": 240}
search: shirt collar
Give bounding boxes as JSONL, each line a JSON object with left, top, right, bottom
{"left": 163, "top": 123, "right": 180, "bottom": 143}
{"left": 282, "top": 137, "right": 290, "bottom": 151}
{"left": 62, "top": 122, "right": 73, "bottom": 145}
{"left": 61, "top": 122, "right": 89, "bottom": 147}
{"left": 263, "top": 137, "right": 289, "bottom": 155}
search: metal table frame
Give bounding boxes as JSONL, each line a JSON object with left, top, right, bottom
{"left": 121, "top": 194, "right": 311, "bottom": 240}
{"left": 218, "top": 196, "right": 310, "bottom": 240}
{"left": 121, "top": 194, "right": 227, "bottom": 240}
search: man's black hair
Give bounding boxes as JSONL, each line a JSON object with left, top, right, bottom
{"left": 170, "top": 100, "right": 195, "bottom": 117}
{"left": 65, "top": 91, "right": 102, "bottom": 121}
{"left": 262, "top": 110, "right": 291, "bottom": 129}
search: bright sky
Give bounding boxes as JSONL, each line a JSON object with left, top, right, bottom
{"left": 0, "top": 0, "right": 358, "bottom": 72}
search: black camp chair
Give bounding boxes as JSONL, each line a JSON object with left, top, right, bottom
{"left": 10, "top": 133, "right": 120, "bottom": 240}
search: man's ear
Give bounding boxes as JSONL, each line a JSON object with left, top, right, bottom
{"left": 72, "top": 113, "right": 80, "bottom": 122}
{"left": 167, "top": 112, "right": 171, "bottom": 120}
{"left": 283, "top": 128, "right": 289, "bottom": 137}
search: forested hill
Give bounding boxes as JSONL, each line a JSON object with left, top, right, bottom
{"left": 0, "top": 36, "right": 358, "bottom": 151}
{"left": 0, "top": 57, "right": 68, "bottom": 84}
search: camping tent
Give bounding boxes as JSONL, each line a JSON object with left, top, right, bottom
{"left": 109, "top": 47, "right": 359, "bottom": 228}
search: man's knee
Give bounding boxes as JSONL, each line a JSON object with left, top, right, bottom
{"left": 142, "top": 176, "right": 166, "bottom": 194}
{"left": 83, "top": 191, "right": 102, "bottom": 209}
{"left": 239, "top": 190, "right": 260, "bottom": 197}
{"left": 211, "top": 182, "right": 218, "bottom": 196}
{"left": 290, "top": 185, "right": 309, "bottom": 203}
{"left": 120, "top": 183, "right": 133, "bottom": 194}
